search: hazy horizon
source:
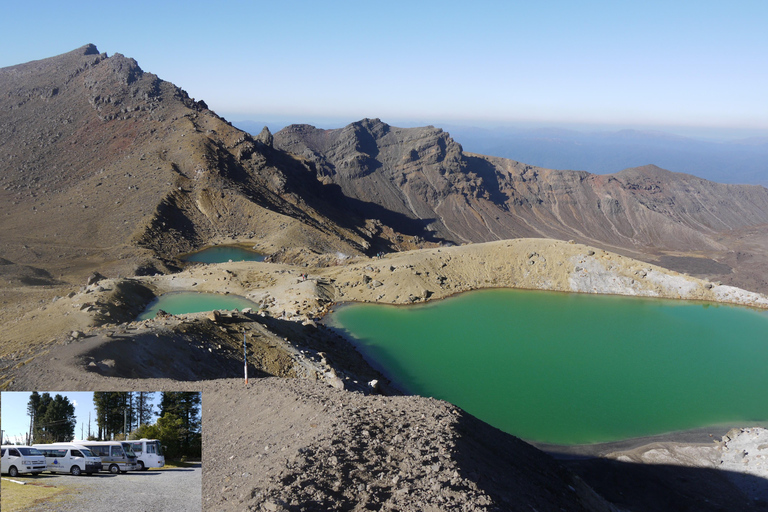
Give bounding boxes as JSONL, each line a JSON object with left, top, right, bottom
{"left": 222, "top": 113, "right": 768, "bottom": 142}
{"left": 3, "top": 1, "right": 767, "bottom": 137}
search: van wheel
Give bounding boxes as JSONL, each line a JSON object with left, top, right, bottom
{"left": 109, "top": 464, "right": 119, "bottom": 474}
{"left": 71, "top": 465, "right": 81, "bottom": 476}
{"left": 9, "top": 466, "right": 18, "bottom": 477}
{"left": 137, "top": 461, "right": 145, "bottom": 471}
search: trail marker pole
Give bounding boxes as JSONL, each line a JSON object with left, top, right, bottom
{"left": 244, "top": 333, "right": 248, "bottom": 385}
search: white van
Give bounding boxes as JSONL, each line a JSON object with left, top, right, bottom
{"left": 32, "top": 443, "right": 103, "bottom": 476}
{"left": 74, "top": 441, "right": 138, "bottom": 473}
{"left": 1, "top": 445, "right": 47, "bottom": 477}
{"left": 124, "top": 439, "right": 165, "bottom": 470}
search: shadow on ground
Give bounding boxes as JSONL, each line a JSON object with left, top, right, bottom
{"left": 557, "top": 455, "right": 768, "bottom": 511}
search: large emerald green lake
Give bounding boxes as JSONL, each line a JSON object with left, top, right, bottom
{"left": 329, "top": 289, "right": 768, "bottom": 445}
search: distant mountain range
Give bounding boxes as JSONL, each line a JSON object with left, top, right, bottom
{"left": 235, "top": 120, "right": 768, "bottom": 186}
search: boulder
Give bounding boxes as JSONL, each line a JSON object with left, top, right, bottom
{"left": 87, "top": 272, "right": 107, "bottom": 286}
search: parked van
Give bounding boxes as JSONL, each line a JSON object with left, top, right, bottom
{"left": 32, "top": 443, "right": 103, "bottom": 475}
{"left": 124, "top": 439, "right": 165, "bottom": 470}
{"left": 74, "top": 441, "right": 138, "bottom": 474}
{"left": 1, "top": 445, "right": 47, "bottom": 477}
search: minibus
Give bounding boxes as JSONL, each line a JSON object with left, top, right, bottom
{"left": 124, "top": 439, "right": 165, "bottom": 470}
{"left": 74, "top": 441, "right": 138, "bottom": 473}
{"left": 32, "top": 443, "right": 103, "bottom": 475}
{"left": 1, "top": 445, "right": 47, "bottom": 477}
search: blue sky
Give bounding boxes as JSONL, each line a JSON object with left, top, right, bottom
{"left": 1, "top": 392, "right": 162, "bottom": 445}
{"left": 1, "top": 1, "right": 767, "bottom": 135}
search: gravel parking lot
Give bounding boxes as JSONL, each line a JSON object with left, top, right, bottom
{"left": 11, "top": 464, "right": 201, "bottom": 512}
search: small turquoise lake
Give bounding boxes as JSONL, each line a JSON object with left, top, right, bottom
{"left": 329, "top": 288, "right": 768, "bottom": 445}
{"left": 181, "top": 246, "right": 264, "bottom": 264}
{"left": 137, "top": 292, "right": 258, "bottom": 320}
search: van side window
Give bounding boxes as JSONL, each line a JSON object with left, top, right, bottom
{"left": 132, "top": 442, "right": 142, "bottom": 453}
{"left": 71, "top": 450, "right": 83, "bottom": 458}
{"left": 110, "top": 446, "right": 123, "bottom": 457}
{"left": 9, "top": 449, "right": 20, "bottom": 457}
{"left": 1, "top": 449, "right": 5, "bottom": 456}
{"left": 147, "top": 444, "right": 155, "bottom": 454}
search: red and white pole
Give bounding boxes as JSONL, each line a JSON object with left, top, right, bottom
{"left": 244, "top": 333, "right": 248, "bottom": 385}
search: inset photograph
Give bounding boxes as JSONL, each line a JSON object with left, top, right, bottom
{"left": 1, "top": 391, "right": 201, "bottom": 512}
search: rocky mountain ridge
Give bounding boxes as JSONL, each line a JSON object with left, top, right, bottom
{"left": 0, "top": 45, "right": 386, "bottom": 291}
{"left": 275, "top": 119, "right": 768, "bottom": 293}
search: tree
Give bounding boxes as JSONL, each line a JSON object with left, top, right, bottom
{"left": 26, "top": 393, "right": 76, "bottom": 443}
{"left": 129, "top": 413, "right": 184, "bottom": 459}
{"left": 93, "top": 392, "right": 134, "bottom": 439}
{"left": 129, "top": 423, "right": 160, "bottom": 441}
{"left": 134, "top": 392, "right": 155, "bottom": 427}
{"left": 159, "top": 392, "right": 202, "bottom": 459}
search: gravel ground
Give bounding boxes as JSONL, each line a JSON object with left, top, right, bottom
{"left": 21, "top": 464, "right": 201, "bottom": 512}
{"left": 203, "top": 378, "right": 613, "bottom": 512}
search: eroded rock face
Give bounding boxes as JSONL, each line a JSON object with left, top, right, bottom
{"left": 275, "top": 119, "right": 768, "bottom": 292}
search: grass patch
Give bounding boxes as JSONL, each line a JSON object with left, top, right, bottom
{"left": 1, "top": 478, "right": 78, "bottom": 512}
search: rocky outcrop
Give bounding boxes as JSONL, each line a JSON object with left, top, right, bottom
{"left": 255, "top": 126, "right": 274, "bottom": 148}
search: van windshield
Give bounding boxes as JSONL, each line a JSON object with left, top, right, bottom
{"left": 18, "top": 447, "right": 43, "bottom": 456}
{"left": 120, "top": 443, "right": 136, "bottom": 457}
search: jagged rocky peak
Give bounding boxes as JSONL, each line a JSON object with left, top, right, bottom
{"left": 255, "top": 126, "right": 273, "bottom": 147}
{"left": 103, "top": 52, "right": 144, "bottom": 85}
{"left": 274, "top": 118, "right": 465, "bottom": 172}
{"left": 81, "top": 43, "right": 101, "bottom": 56}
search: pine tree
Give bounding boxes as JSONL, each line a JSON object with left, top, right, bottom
{"left": 94, "top": 392, "right": 133, "bottom": 439}
{"left": 134, "top": 392, "right": 155, "bottom": 427}
{"left": 26, "top": 392, "right": 76, "bottom": 443}
{"left": 159, "top": 392, "right": 201, "bottom": 457}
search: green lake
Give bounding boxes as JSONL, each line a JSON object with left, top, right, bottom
{"left": 329, "top": 288, "right": 768, "bottom": 445}
{"left": 137, "top": 292, "right": 258, "bottom": 321}
{"left": 181, "top": 246, "right": 264, "bottom": 264}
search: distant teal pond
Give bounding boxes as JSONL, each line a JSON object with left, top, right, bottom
{"left": 181, "top": 246, "right": 264, "bottom": 264}
{"left": 329, "top": 289, "right": 768, "bottom": 445}
{"left": 137, "top": 292, "right": 258, "bottom": 321}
